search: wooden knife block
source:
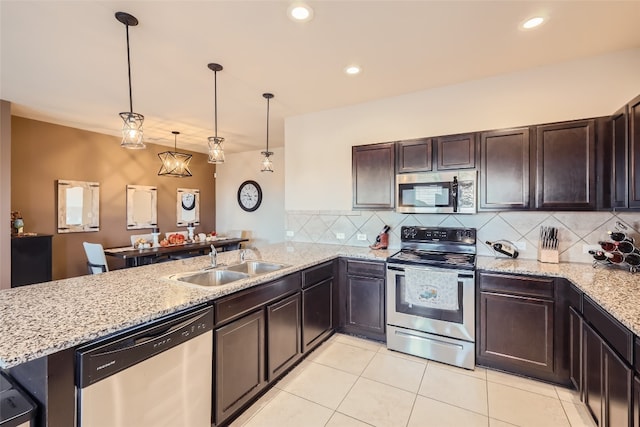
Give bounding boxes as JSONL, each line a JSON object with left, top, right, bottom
{"left": 537, "top": 244, "right": 559, "bottom": 264}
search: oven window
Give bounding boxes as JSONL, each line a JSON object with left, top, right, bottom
{"left": 398, "top": 182, "right": 451, "bottom": 208}
{"left": 395, "top": 274, "right": 463, "bottom": 323}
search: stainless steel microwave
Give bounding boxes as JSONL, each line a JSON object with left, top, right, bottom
{"left": 396, "top": 170, "right": 477, "bottom": 214}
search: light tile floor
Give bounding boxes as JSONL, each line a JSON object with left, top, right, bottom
{"left": 230, "top": 333, "right": 597, "bottom": 427}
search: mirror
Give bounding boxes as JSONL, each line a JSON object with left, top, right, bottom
{"left": 57, "top": 180, "right": 100, "bottom": 233}
{"left": 126, "top": 185, "right": 158, "bottom": 230}
{"left": 177, "top": 188, "right": 200, "bottom": 226}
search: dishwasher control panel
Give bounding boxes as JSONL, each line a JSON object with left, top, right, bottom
{"left": 76, "top": 306, "right": 214, "bottom": 388}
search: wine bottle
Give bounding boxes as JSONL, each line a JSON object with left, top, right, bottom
{"left": 607, "top": 231, "right": 634, "bottom": 243}
{"left": 598, "top": 241, "right": 617, "bottom": 252}
{"left": 486, "top": 241, "right": 519, "bottom": 258}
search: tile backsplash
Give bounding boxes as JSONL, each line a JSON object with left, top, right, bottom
{"left": 285, "top": 210, "right": 640, "bottom": 264}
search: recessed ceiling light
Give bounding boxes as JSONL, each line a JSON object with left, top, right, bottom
{"left": 344, "top": 65, "right": 361, "bottom": 75}
{"left": 522, "top": 16, "right": 545, "bottom": 29}
{"left": 287, "top": 2, "right": 313, "bottom": 23}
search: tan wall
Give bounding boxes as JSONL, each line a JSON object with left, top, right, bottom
{"left": 11, "top": 117, "right": 216, "bottom": 280}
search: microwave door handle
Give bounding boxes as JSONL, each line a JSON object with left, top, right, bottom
{"left": 451, "top": 176, "right": 459, "bottom": 212}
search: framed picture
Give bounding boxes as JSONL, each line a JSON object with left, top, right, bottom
{"left": 57, "top": 179, "right": 100, "bottom": 233}
{"left": 177, "top": 188, "right": 200, "bottom": 226}
{"left": 126, "top": 185, "right": 158, "bottom": 230}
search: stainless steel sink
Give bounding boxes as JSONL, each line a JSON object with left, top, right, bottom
{"left": 169, "top": 269, "right": 250, "bottom": 287}
{"left": 225, "top": 261, "right": 289, "bottom": 275}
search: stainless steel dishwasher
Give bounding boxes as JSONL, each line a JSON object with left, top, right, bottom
{"left": 76, "top": 305, "right": 214, "bottom": 427}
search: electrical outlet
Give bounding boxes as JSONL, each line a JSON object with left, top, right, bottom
{"left": 285, "top": 230, "right": 294, "bottom": 237}
{"left": 583, "top": 244, "right": 601, "bottom": 254}
{"left": 336, "top": 232, "right": 345, "bottom": 240}
{"left": 357, "top": 233, "right": 367, "bottom": 241}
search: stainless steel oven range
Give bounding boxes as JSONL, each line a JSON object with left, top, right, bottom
{"left": 386, "top": 226, "right": 477, "bottom": 369}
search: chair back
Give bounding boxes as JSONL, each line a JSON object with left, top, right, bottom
{"left": 83, "top": 242, "right": 109, "bottom": 274}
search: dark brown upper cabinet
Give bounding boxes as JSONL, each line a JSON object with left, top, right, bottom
{"left": 435, "top": 132, "right": 477, "bottom": 170}
{"left": 396, "top": 138, "right": 432, "bottom": 173}
{"left": 611, "top": 94, "right": 640, "bottom": 210}
{"left": 479, "top": 128, "right": 530, "bottom": 210}
{"left": 612, "top": 104, "right": 629, "bottom": 208}
{"left": 352, "top": 142, "right": 395, "bottom": 209}
{"left": 535, "top": 119, "right": 596, "bottom": 210}
{"left": 629, "top": 95, "right": 640, "bottom": 208}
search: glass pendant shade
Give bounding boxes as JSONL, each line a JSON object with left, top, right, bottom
{"left": 158, "top": 132, "right": 193, "bottom": 178}
{"left": 119, "top": 112, "right": 145, "bottom": 148}
{"left": 208, "top": 136, "right": 225, "bottom": 164}
{"left": 261, "top": 152, "right": 274, "bottom": 172}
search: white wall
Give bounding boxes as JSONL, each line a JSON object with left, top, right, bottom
{"left": 215, "top": 147, "right": 285, "bottom": 247}
{"left": 284, "top": 48, "right": 640, "bottom": 211}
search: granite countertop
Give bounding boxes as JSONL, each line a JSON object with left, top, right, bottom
{"left": 477, "top": 256, "right": 640, "bottom": 338}
{"left": 2, "top": 243, "right": 638, "bottom": 369}
{"left": 0, "top": 242, "right": 389, "bottom": 368}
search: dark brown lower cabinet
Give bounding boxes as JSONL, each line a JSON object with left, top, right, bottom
{"left": 477, "top": 273, "right": 557, "bottom": 381}
{"left": 569, "top": 307, "right": 583, "bottom": 392}
{"left": 583, "top": 322, "right": 603, "bottom": 425}
{"left": 338, "top": 259, "right": 386, "bottom": 342}
{"left": 344, "top": 273, "right": 386, "bottom": 339}
{"left": 302, "top": 278, "right": 333, "bottom": 353}
{"left": 478, "top": 292, "right": 554, "bottom": 375}
{"left": 215, "top": 310, "right": 265, "bottom": 425}
{"left": 267, "top": 293, "right": 301, "bottom": 381}
{"left": 604, "top": 343, "right": 633, "bottom": 427}
{"left": 634, "top": 376, "right": 640, "bottom": 427}
{"left": 582, "top": 315, "right": 633, "bottom": 427}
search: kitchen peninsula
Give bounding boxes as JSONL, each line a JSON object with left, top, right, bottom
{"left": 1, "top": 242, "right": 640, "bottom": 427}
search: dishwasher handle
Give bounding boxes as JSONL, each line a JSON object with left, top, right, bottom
{"left": 76, "top": 306, "right": 213, "bottom": 388}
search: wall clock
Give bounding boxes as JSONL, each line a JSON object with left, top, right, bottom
{"left": 237, "top": 180, "right": 262, "bottom": 212}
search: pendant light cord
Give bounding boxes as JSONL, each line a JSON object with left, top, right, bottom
{"left": 125, "top": 24, "right": 133, "bottom": 113}
{"left": 214, "top": 70, "right": 218, "bottom": 137}
{"left": 265, "top": 96, "right": 270, "bottom": 152}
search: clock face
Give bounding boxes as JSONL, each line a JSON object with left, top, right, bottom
{"left": 181, "top": 193, "right": 196, "bottom": 211}
{"left": 237, "top": 180, "right": 262, "bottom": 212}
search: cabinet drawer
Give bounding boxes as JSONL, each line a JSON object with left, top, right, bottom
{"left": 302, "top": 261, "right": 334, "bottom": 288}
{"left": 215, "top": 273, "right": 301, "bottom": 325}
{"left": 583, "top": 295, "right": 633, "bottom": 364}
{"left": 346, "top": 259, "right": 386, "bottom": 277}
{"left": 479, "top": 272, "right": 554, "bottom": 299}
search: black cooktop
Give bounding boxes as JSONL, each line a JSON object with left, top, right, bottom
{"left": 387, "top": 226, "right": 477, "bottom": 270}
{"left": 388, "top": 249, "right": 476, "bottom": 270}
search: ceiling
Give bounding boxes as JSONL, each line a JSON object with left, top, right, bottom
{"left": 1, "top": 1, "right": 639, "bottom": 154}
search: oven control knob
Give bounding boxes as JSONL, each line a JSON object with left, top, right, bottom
{"left": 403, "top": 227, "right": 416, "bottom": 239}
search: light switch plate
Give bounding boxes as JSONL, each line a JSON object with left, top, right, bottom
{"left": 357, "top": 233, "right": 367, "bottom": 241}
{"left": 336, "top": 232, "right": 345, "bottom": 240}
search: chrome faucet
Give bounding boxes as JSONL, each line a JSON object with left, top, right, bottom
{"left": 209, "top": 244, "right": 218, "bottom": 268}
{"left": 239, "top": 246, "right": 261, "bottom": 263}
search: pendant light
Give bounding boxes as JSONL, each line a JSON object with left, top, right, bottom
{"left": 261, "top": 93, "right": 274, "bottom": 172}
{"left": 158, "top": 131, "right": 193, "bottom": 177}
{"left": 115, "top": 12, "right": 145, "bottom": 149}
{"left": 207, "top": 63, "right": 225, "bottom": 164}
